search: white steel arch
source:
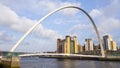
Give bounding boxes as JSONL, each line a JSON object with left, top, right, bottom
{"left": 10, "top": 6, "right": 105, "bottom": 57}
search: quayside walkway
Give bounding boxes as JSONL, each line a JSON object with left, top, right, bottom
{"left": 19, "top": 53, "right": 120, "bottom": 61}
{"left": 19, "top": 53, "right": 101, "bottom": 57}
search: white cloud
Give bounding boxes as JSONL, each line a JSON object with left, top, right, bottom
{"left": 0, "top": 0, "right": 81, "bottom": 16}
{"left": 69, "top": 24, "right": 90, "bottom": 31}
{"left": 90, "top": 9, "right": 102, "bottom": 18}
{"left": 0, "top": 31, "right": 15, "bottom": 42}
{"left": 0, "top": 3, "right": 62, "bottom": 42}
{"left": 37, "top": 0, "right": 57, "bottom": 11}
{"left": 102, "top": 0, "right": 120, "bottom": 17}
{"left": 68, "top": 24, "right": 93, "bottom": 37}
{"left": 59, "top": 2, "right": 80, "bottom": 15}
{"left": 89, "top": 0, "right": 120, "bottom": 46}
{"left": 34, "top": 27, "right": 62, "bottom": 40}
{"left": 10, "top": 17, "right": 37, "bottom": 32}
{"left": 99, "top": 18, "right": 120, "bottom": 33}
{"left": 0, "top": 0, "right": 81, "bottom": 41}
{"left": 0, "top": 2, "right": 64, "bottom": 51}
{"left": 89, "top": 0, "right": 120, "bottom": 35}
{"left": 0, "top": 3, "right": 19, "bottom": 26}
{"left": 34, "top": 0, "right": 81, "bottom": 15}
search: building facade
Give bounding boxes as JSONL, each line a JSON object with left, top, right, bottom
{"left": 57, "top": 35, "right": 80, "bottom": 54}
{"left": 78, "top": 44, "right": 83, "bottom": 53}
{"left": 103, "top": 35, "right": 117, "bottom": 50}
{"left": 103, "top": 35, "right": 112, "bottom": 50}
{"left": 85, "top": 38, "right": 94, "bottom": 51}
{"left": 73, "top": 36, "right": 78, "bottom": 53}
{"left": 111, "top": 40, "right": 117, "bottom": 50}
{"left": 57, "top": 34, "right": 118, "bottom": 55}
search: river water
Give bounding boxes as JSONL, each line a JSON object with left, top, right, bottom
{"left": 20, "top": 57, "right": 120, "bottom": 68}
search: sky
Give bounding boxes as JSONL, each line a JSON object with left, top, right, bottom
{"left": 0, "top": 0, "right": 120, "bottom": 52}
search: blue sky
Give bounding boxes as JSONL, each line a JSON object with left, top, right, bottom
{"left": 0, "top": 0, "right": 120, "bottom": 52}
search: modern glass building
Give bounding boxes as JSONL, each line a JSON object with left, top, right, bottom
{"left": 103, "top": 35, "right": 117, "bottom": 51}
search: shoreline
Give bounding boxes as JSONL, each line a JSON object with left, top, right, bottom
{"left": 0, "top": 56, "right": 119, "bottom": 68}
{"left": 37, "top": 56, "right": 120, "bottom": 61}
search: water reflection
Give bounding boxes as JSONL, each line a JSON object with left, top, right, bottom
{"left": 56, "top": 59, "right": 97, "bottom": 68}
{"left": 20, "top": 57, "right": 120, "bottom": 68}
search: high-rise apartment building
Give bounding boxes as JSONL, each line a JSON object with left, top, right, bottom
{"left": 103, "top": 35, "right": 112, "bottom": 50}
{"left": 85, "top": 38, "right": 94, "bottom": 51}
{"left": 103, "top": 35, "right": 117, "bottom": 50}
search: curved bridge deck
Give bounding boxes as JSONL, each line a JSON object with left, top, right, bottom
{"left": 19, "top": 53, "right": 120, "bottom": 61}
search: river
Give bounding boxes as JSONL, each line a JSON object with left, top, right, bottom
{"left": 20, "top": 57, "right": 120, "bottom": 68}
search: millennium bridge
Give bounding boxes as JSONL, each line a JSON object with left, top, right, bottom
{"left": 0, "top": 5, "right": 120, "bottom": 68}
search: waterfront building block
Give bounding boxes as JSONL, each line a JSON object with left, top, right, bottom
{"left": 73, "top": 36, "right": 78, "bottom": 53}
{"left": 103, "top": 35, "right": 113, "bottom": 50}
{"left": 66, "top": 35, "right": 71, "bottom": 54}
{"left": 78, "top": 44, "right": 83, "bottom": 53}
{"left": 85, "top": 38, "right": 94, "bottom": 51}
{"left": 111, "top": 40, "right": 117, "bottom": 50}
{"left": 70, "top": 40, "right": 75, "bottom": 54}
{"left": 57, "top": 35, "right": 79, "bottom": 54}
{"left": 103, "top": 35, "right": 117, "bottom": 51}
